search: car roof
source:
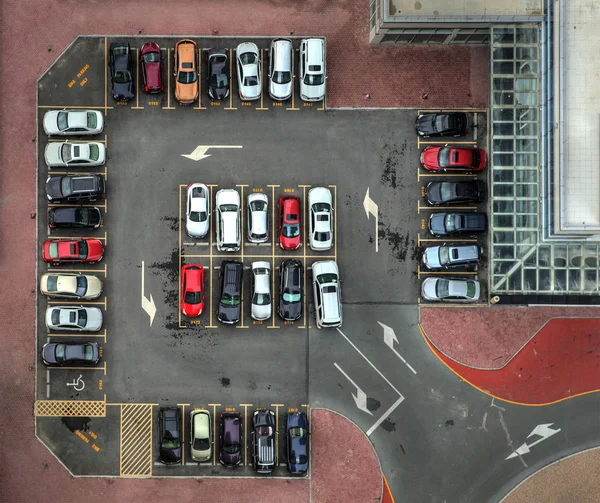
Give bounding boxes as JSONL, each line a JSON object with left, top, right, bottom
{"left": 271, "top": 39, "right": 292, "bottom": 69}
{"left": 177, "top": 40, "right": 196, "bottom": 64}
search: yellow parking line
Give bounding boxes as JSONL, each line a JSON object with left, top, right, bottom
{"left": 179, "top": 185, "right": 183, "bottom": 329}
{"left": 328, "top": 184, "right": 337, "bottom": 262}
{"left": 47, "top": 365, "right": 105, "bottom": 370}
{"left": 420, "top": 141, "right": 477, "bottom": 145}
{"left": 47, "top": 138, "right": 107, "bottom": 144}
{"left": 418, "top": 171, "right": 479, "bottom": 181}
{"left": 417, "top": 201, "right": 478, "bottom": 214}
{"left": 271, "top": 404, "right": 284, "bottom": 465}
{"left": 208, "top": 404, "right": 221, "bottom": 465}
{"left": 240, "top": 404, "right": 252, "bottom": 466}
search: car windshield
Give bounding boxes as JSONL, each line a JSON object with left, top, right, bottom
{"left": 240, "top": 52, "right": 257, "bottom": 65}
{"left": 193, "top": 438, "right": 210, "bottom": 451}
{"left": 57, "top": 112, "right": 69, "bottom": 131}
{"left": 291, "top": 454, "right": 308, "bottom": 464}
{"left": 114, "top": 70, "right": 132, "bottom": 84}
{"left": 440, "top": 183, "right": 456, "bottom": 201}
{"left": 250, "top": 200, "right": 266, "bottom": 212}
{"left": 76, "top": 207, "right": 89, "bottom": 223}
{"left": 444, "top": 214, "right": 456, "bottom": 232}
{"left": 282, "top": 224, "right": 300, "bottom": 238}
{"left": 438, "top": 148, "right": 451, "bottom": 167}
{"left": 78, "top": 240, "right": 88, "bottom": 258}
{"left": 61, "top": 177, "right": 73, "bottom": 196}
{"left": 189, "top": 211, "right": 207, "bottom": 222}
{"left": 210, "top": 74, "right": 228, "bottom": 89}
{"left": 283, "top": 291, "right": 301, "bottom": 303}
{"left": 466, "top": 282, "right": 476, "bottom": 298}
{"left": 76, "top": 309, "right": 87, "bottom": 327}
{"left": 184, "top": 291, "right": 201, "bottom": 304}
{"left": 143, "top": 51, "right": 160, "bottom": 63}
{"left": 55, "top": 344, "right": 66, "bottom": 362}
{"left": 221, "top": 293, "right": 240, "bottom": 306}
{"left": 314, "top": 232, "right": 330, "bottom": 242}
{"left": 222, "top": 442, "right": 240, "bottom": 454}
{"left": 88, "top": 144, "right": 100, "bottom": 161}
{"left": 289, "top": 427, "right": 307, "bottom": 438}
{"left": 304, "top": 74, "right": 324, "bottom": 86}
{"left": 273, "top": 70, "right": 291, "bottom": 84}
{"left": 317, "top": 273, "right": 337, "bottom": 284}
{"left": 48, "top": 243, "right": 59, "bottom": 258}
{"left": 314, "top": 203, "right": 330, "bottom": 213}
{"left": 60, "top": 144, "right": 73, "bottom": 162}
{"left": 178, "top": 70, "right": 198, "bottom": 84}
{"left": 46, "top": 276, "right": 58, "bottom": 291}
{"left": 253, "top": 292, "right": 271, "bottom": 306}
{"left": 220, "top": 204, "right": 238, "bottom": 212}
{"left": 471, "top": 150, "right": 481, "bottom": 167}
{"left": 243, "top": 76, "right": 259, "bottom": 87}
{"left": 436, "top": 280, "right": 450, "bottom": 298}
{"left": 438, "top": 247, "right": 450, "bottom": 266}
{"left": 83, "top": 344, "right": 95, "bottom": 361}
{"left": 162, "top": 438, "right": 180, "bottom": 449}
{"left": 86, "top": 113, "right": 98, "bottom": 129}
{"left": 76, "top": 276, "right": 87, "bottom": 296}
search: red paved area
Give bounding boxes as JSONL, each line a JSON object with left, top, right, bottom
{"left": 423, "top": 318, "right": 600, "bottom": 405}
{"left": 421, "top": 306, "right": 600, "bottom": 369}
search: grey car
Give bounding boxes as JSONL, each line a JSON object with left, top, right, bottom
{"left": 45, "top": 306, "right": 103, "bottom": 332}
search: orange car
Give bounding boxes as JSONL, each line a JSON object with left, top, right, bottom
{"left": 174, "top": 39, "right": 199, "bottom": 104}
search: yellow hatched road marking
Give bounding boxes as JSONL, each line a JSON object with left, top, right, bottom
{"left": 120, "top": 404, "right": 154, "bottom": 477}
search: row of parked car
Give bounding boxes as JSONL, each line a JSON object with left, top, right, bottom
{"left": 159, "top": 407, "right": 309, "bottom": 475}
{"left": 415, "top": 112, "right": 487, "bottom": 303}
{"left": 187, "top": 184, "right": 333, "bottom": 251}
{"left": 109, "top": 37, "right": 326, "bottom": 104}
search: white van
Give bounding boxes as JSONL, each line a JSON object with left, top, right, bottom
{"left": 312, "top": 260, "right": 342, "bottom": 328}
{"left": 299, "top": 38, "right": 326, "bottom": 102}
{"left": 215, "top": 189, "right": 241, "bottom": 252}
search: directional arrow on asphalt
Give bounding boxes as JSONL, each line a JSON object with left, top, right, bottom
{"left": 141, "top": 260, "right": 157, "bottom": 326}
{"left": 506, "top": 423, "right": 561, "bottom": 460}
{"left": 181, "top": 145, "right": 243, "bottom": 161}
{"left": 378, "top": 321, "right": 417, "bottom": 374}
{"left": 363, "top": 187, "right": 379, "bottom": 252}
{"left": 334, "top": 363, "right": 373, "bottom": 415}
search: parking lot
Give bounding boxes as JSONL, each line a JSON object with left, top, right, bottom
{"left": 35, "top": 36, "right": 489, "bottom": 477}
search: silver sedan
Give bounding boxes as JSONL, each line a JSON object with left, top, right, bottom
{"left": 45, "top": 306, "right": 103, "bottom": 332}
{"left": 251, "top": 262, "right": 272, "bottom": 320}
{"left": 44, "top": 141, "right": 106, "bottom": 167}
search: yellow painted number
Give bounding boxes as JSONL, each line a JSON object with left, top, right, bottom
{"left": 211, "top": 101, "right": 221, "bottom": 106}
{"left": 253, "top": 188, "right": 263, "bottom": 193}
{"left": 303, "top": 102, "right": 313, "bottom": 107}
{"left": 273, "top": 102, "right": 282, "bottom": 107}
{"left": 253, "top": 320, "right": 263, "bottom": 325}
{"left": 98, "top": 380, "right": 103, "bottom": 390}
{"left": 421, "top": 219, "right": 426, "bottom": 230}
{"left": 288, "top": 408, "right": 298, "bottom": 413}
{"left": 284, "top": 188, "right": 295, "bottom": 193}
{"left": 225, "top": 407, "right": 236, "bottom": 412}
{"left": 68, "top": 79, "right": 76, "bottom": 88}
{"left": 241, "top": 102, "right": 253, "bottom": 107}
{"left": 79, "top": 78, "right": 88, "bottom": 87}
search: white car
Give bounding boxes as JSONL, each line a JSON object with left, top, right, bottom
{"left": 268, "top": 39, "right": 293, "bottom": 101}
{"left": 247, "top": 193, "right": 269, "bottom": 243}
{"left": 251, "top": 262, "right": 272, "bottom": 321}
{"left": 190, "top": 409, "right": 212, "bottom": 462}
{"left": 43, "top": 109, "right": 104, "bottom": 136}
{"left": 236, "top": 42, "right": 261, "bottom": 101}
{"left": 215, "top": 189, "right": 241, "bottom": 252}
{"left": 308, "top": 187, "right": 333, "bottom": 251}
{"left": 44, "top": 141, "right": 106, "bottom": 167}
{"left": 40, "top": 273, "right": 103, "bottom": 300}
{"left": 45, "top": 306, "right": 104, "bottom": 332}
{"left": 312, "top": 260, "right": 342, "bottom": 328}
{"left": 186, "top": 183, "right": 210, "bottom": 238}
{"left": 299, "top": 38, "right": 326, "bottom": 102}
{"left": 421, "top": 278, "right": 480, "bottom": 303}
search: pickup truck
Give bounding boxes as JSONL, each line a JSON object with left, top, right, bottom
{"left": 428, "top": 212, "right": 486, "bottom": 237}
{"left": 46, "top": 175, "right": 105, "bottom": 203}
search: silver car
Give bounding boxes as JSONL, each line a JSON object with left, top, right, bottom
{"left": 43, "top": 109, "right": 104, "bottom": 136}
{"left": 236, "top": 42, "right": 261, "bottom": 101}
{"left": 308, "top": 187, "right": 333, "bottom": 251}
{"left": 247, "top": 193, "right": 269, "bottom": 243}
{"left": 186, "top": 183, "right": 210, "bottom": 238}
{"left": 251, "top": 261, "right": 272, "bottom": 321}
{"left": 45, "top": 306, "right": 104, "bottom": 332}
{"left": 190, "top": 409, "right": 212, "bottom": 462}
{"left": 268, "top": 39, "right": 293, "bottom": 101}
{"left": 44, "top": 141, "right": 106, "bottom": 167}
{"left": 421, "top": 278, "right": 480, "bottom": 303}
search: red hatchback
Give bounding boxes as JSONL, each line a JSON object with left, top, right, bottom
{"left": 42, "top": 239, "right": 104, "bottom": 264}
{"left": 140, "top": 42, "right": 164, "bottom": 93}
{"left": 181, "top": 264, "right": 205, "bottom": 317}
{"left": 420, "top": 146, "right": 486, "bottom": 172}
{"left": 279, "top": 195, "right": 301, "bottom": 250}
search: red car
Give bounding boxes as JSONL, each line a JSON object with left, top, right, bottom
{"left": 181, "top": 264, "right": 205, "bottom": 317}
{"left": 42, "top": 239, "right": 104, "bottom": 264}
{"left": 140, "top": 42, "right": 164, "bottom": 93}
{"left": 279, "top": 195, "right": 301, "bottom": 250}
{"left": 420, "top": 146, "right": 486, "bottom": 172}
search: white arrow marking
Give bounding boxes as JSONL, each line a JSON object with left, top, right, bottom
{"left": 363, "top": 187, "right": 379, "bottom": 252}
{"left": 181, "top": 145, "right": 243, "bottom": 161}
{"left": 506, "top": 423, "right": 561, "bottom": 460}
{"left": 334, "top": 363, "right": 373, "bottom": 415}
{"left": 378, "top": 321, "right": 417, "bottom": 374}
{"left": 141, "top": 260, "right": 157, "bottom": 326}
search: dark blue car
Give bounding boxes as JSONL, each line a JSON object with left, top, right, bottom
{"left": 109, "top": 41, "right": 135, "bottom": 101}
{"left": 286, "top": 412, "right": 309, "bottom": 474}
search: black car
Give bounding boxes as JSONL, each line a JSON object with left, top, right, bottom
{"left": 48, "top": 206, "right": 102, "bottom": 229}
{"left": 159, "top": 407, "right": 182, "bottom": 464}
{"left": 217, "top": 261, "right": 243, "bottom": 324}
{"left": 219, "top": 412, "right": 243, "bottom": 467}
{"left": 424, "top": 180, "right": 485, "bottom": 206}
{"left": 286, "top": 412, "right": 309, "bottom": 475}
{"left": 279, "top": 259, "right": 303, "bottom": 321}
{"left": 415, "top": 112, "right": 468, "bottom": 137}
{"left": 46, "top": 175, "right": 105, "bottom": 203}
{"left": 252, "top": 409, "right": 276, "bottom": 473}
{"left": 428, "top": 212, "right": 487, "bottom": 237}
{"left": 109, "top": 41, "right": 135, "bottom": 101}
{"left": 42, "top": 342, "right": 100, "bottom": 366}
{"left": 207, "top": 49, "right": 230, "bottom": 101}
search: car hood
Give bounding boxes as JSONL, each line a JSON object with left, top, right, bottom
{"left": 421, "top": 147, "right": 440, "bottom": 168}
{"left": 428, "top": 213, "right": 447, "bottom": 235}
{"left": 218, "top": 303, "right": 240, "bottom": 324}
{"left": 86, "top": 276, "right": 103, "bottom": 299}
{"left": 252, "top": 304, "right": 271, "bottom": 320}
{"left": 209, "top": 83, "right": 229, "bottom": 100}
{"left": 46, "top": 176, "right": 63, "bottom": 199}
{"left": 424, "top": 182, "right": 443, "bottom": 204}
{"left": 186, "top": 218, "right": 209, "bottom": 237}
{"left": 176, "top": 82, "right": 198, "bottom": 102}
{"left": 87, "top": 240, "right": 104, "bottom": 261}
{"left": 415, "top": 114, "right": 435, "bottom": 135}
{"left": 183, "top": 299, "right": 203, "bottom": 317}
{"left": 160, "top": 446, "right": 182, "bottom": 464}
{"left": 279, "top": 300, "right": 301, "bottom": 320}
{"left": 220, "top": 448, "right": 241, "bottom": 466}
{"left": 422, "top": 247, "right": 441, "bottom": 269}
{"left": 44, "top": 143, "right": 63, "bottom": 165}
{"left": 42, "top": 343, "right": 58, "bottom": 364}
{"left": 300, "top": 81, "right": 325, "bottom": 100}
{"left": 146, "top": 61, "right": 162, "bottom": 90}
{"left": 43, "top": 111, "right": 59, "bottom": 134}
{"left": 84, "top": 308, "right": 104, "bottom": 331}
{"left": 113, "top": 81, "right": 134, "bottom": 101}
{"left": 270, "top": 81, "right": 292, "bottom": 99}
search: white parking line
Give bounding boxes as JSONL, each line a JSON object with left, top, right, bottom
{"left": 366, "top": 396, "right": 405, "bottom": 437}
